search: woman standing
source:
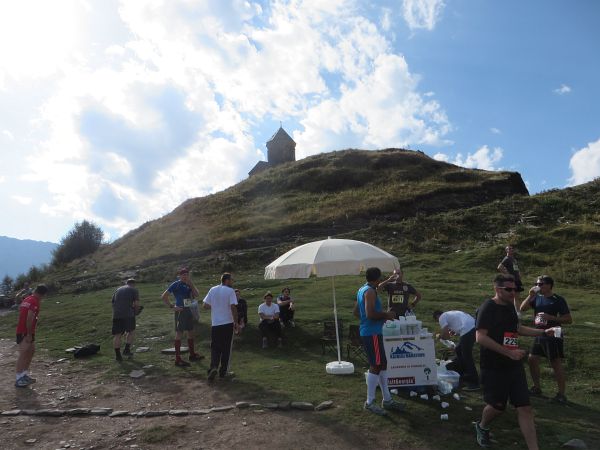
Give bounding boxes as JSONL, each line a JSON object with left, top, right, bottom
{"left": 277, "top": 287, "right": 296, "bottom": 327}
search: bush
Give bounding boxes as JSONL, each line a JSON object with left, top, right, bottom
{"left": 52, "top": 220, "right": 104, "bottom": 266}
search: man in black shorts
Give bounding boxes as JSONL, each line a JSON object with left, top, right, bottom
{"left": 474, "top": 274, "right": 557, "bottom": 449}
{"left": 112, "top": 279, "right": 140, "bottom": 361}
{"left": 520, "top": 275, "right": 572, "bottom": 403}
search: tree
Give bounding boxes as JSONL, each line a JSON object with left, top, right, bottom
{"left": 1, "top": 275, "right": 13, "bottom": 295}
{"left": 52, "top": 220, "right": 104, "bottom": 266}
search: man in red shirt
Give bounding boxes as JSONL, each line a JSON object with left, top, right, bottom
{"left": 15, "top": 284, "right": 48, "bottom": 388}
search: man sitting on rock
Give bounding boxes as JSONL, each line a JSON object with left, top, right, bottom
{"left": 258, "top": 292, "right": 282, "bottom": 348}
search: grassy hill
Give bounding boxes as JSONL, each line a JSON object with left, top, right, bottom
{"left": 53, "top": 148, "right": 531, "bottom": 288}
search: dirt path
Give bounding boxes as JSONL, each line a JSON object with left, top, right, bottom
{"left": 0, "top": 339, "right": 422, "bottom": 450}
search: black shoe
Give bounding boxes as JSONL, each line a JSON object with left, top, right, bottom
{"left": 116, "top": 354, "right": 123, "bottom": 362}
{"left": 122, "top": 348, "right": 132, "bottom": 357}
{"left": 551, "top": 393, "right": 567, "bottom": 404}
{"left": 189, "top": 353, "right": 204, "bottom": 362}
{"left": 175, "top": 359, "right": 191, "bottom": 367}
{"left": 528, "top": 386, "right": 543, "bottom": 396}
{"left": 474, "top": 421, "right": 491, "bottom": 448}
{"left": 207, "top": 368, "right": 218, "bottom": 382}
{"left": 219, "top": 371, "right": 235, "bottom": 380}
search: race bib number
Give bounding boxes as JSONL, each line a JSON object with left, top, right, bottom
{"left": 503, "top": 332, "right": 519, "bottom": 349}
{"left": 391, "top": 294, "right": 404, "bottom": 304}
{"left": 183, "top": 298, "right": 193, "bottom": 307}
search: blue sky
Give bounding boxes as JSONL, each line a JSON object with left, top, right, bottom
{"left": 0, "top": 0, "right": 599, "bottom": 243}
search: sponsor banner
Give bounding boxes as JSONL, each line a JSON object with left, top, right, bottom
{"left": 383, "top": 335, "right": 437, "bottom": 387}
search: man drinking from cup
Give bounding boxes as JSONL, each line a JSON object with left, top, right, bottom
{"left": 519, "top": 275, "right": 572, "bottom": 404}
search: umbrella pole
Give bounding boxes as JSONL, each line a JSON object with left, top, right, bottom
{"left": 332, "top": 277, "right": 342, "bottom": 363}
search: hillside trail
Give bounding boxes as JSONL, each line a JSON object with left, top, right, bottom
{"left": 0, "top": 339, "right": 427, "bottom": 450}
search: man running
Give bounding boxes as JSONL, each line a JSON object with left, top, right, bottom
{"left": 474, "top": 274, "right": 557, "bottom": 449}
{"left": 353, "top": 267, "right": 405, "bottom": 416}
{"left": 15, "top": 284, "right": 48, "bottom": 388}
{"left": 112, "top": 278, "right": 140, "bottom": 361}
{"left": 161, "top": 267, "right": 203, "bottom": 366}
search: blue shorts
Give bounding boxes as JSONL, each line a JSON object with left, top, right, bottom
{"left": 361, "top": 334, "right": 386, "bottom": 367}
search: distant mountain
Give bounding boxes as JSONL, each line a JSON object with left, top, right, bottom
{"left": 0, "top": 236, "right": 57, "bottom": 279}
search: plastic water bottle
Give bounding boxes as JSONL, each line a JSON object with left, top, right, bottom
{"left": 438, "top": 380, "right": 453, "bottom": 395}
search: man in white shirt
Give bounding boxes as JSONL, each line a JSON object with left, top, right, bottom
{"left": 258, "top": 292, "right": 282, "bottom": 348}
{"left": 433, "top": 309, "right": 479, "bottom": 390}
{"left": 203, "top": 273, "right": 238, "bottom": 381}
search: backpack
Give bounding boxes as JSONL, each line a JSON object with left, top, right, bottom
{"left": 73, "top": 344, "right": 100, "bottom": 358}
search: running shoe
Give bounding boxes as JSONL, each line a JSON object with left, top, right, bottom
{"left": 528, "top": 386, "right": 543, "bottom": 396}
{"left": 364, "top": 401, "right": 387, "bottom": 416}
{"left": 122, "top": 348, "right": 132, "bottom": 357}
{"left": 175, "top": 359, "right": 191, "bottom": 367}
{"left": 219, "top": 371, "right": 235, "bottom": 380}
{"left": 289, "top": 320, "right": 296, "bottom": 328}
{"left": 207, "top": 368, "right": 218, "bottom": 382}
{"left": 474, "top": 421, "right": 491, "bottom": 448}
{"left": 382, "top": 398, "right": 405, "bottom": 412}
{"left": 22, "top": 374, "right": 36, "bottom": 384}
{"left": 15, "top": 377, "right": 30, "bottom": 388}
{"left": 551, "top": 393, "right": 567, "bottom": 404}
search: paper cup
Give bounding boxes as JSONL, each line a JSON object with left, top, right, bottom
{"left": 532, "top": 286, "right": 541, "bottom": 293}
{"left": 553, "top": 327, "right": 562, "bottom": 338}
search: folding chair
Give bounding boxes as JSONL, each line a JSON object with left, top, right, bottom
{"left": 346, "top": 324, "right": 367, "bottom": 363}
{"left": 321, "top": 320, "right": 343, "bottom": 355}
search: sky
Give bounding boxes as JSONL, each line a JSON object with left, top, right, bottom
{"left": 1, "top": 0, "right": 599, "bottom": 244}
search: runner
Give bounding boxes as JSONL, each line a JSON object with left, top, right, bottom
{"left": 161, "top": 267, "right": 203, "bottom": 366}
{"left": 353, "top": 267, "right": 405, "bottom": 415}
{"left": 474, "top": 274, "right": 557, "bottom": 449}
{"left": 15, "top": 284, "right": 48, "bottom": 388}
{"left": 112, "top": 278, "right": 140, "bottom": 361}
{"left": 203, "top": 273, "right": 238, "bottom": 381}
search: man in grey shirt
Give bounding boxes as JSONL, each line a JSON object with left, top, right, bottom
{"left": 112, "top": 279, "right": 140, "bottom": 361}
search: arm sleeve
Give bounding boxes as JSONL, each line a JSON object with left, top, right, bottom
{"left": 229, "top": 290, "right": 238, "bottom": 305}
{"left": 203, "top": 289, "right": 212, "bottom": 306}
{"left": 438, "top": 315, "right": 448, "bottom": 329}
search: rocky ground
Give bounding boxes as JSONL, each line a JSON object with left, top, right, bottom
{"left": 0, "top": 339, "right": 418, "bottom": 450}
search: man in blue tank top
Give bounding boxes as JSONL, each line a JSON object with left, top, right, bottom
{"left": 353, "top": 267, "right": 405, "bottom": 416}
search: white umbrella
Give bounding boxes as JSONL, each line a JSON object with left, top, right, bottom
{"left": 265, "top": 238, "right": 400, "bottom": 374}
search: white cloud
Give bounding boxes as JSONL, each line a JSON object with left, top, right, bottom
{"left": 432, "top": 152, "right": 448, "bottom": 162}
{"left": 553, "top": 84, "right": 571, "bottom": 95}
{"left": 490, "top": 127, "right": 501, "bottom": 134}
{"left": 0, "top": 0, "right": 453, "bottom": 240}
{"left": 12, "top": 195, "right": 32, "bottom": 205}
{"left": 433, "top": 145, "right": 504, "bottom": 170}
{"left": 402, "top": 0, "right": 445, "bottom": 31}
{"left": 568, "top": 138, "right": 600, "bottom": 185}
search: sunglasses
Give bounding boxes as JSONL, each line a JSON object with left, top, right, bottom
{"left": 497, "top": 286, "right": 517, "bottom": 293}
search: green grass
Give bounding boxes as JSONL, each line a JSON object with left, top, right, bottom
{"left": 3, "top": 258, "right": 599, "bottom": 450}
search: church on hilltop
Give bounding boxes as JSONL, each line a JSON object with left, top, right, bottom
{"left": 248, "top": 126, "right": 296, "bottom": 177}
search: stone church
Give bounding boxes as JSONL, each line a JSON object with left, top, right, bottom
{"left": 248, "top": 126, "right": 296, "bottom": 176}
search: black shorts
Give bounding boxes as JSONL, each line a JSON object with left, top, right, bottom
{"left": 175, "top": 308, "right": 194, "bottom": 332}
{"left": 361, "top": 334, "right": 387, "bottom": 367}
{"left": 481, "top": 365, "right": 530, "bottom": 410}
{"left": 16, "top": 334, "right": 35, "bottom": 344}
{"left": 531, "top": 337, "right": 564, "bottom": 360}
{"left": 112, "top": 317, "right": 136, "bottom": 335}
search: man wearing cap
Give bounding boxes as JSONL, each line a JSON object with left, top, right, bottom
{"left": 112, "top": 278, "right": 141, "bottom": 361}
{"left": 520, "top": 275, "right": 572, "bottom": 403}
{"left": 161, "top": 268, "right": 202, "bottom": 367}
{"left": 203, "top": 273, "right": 238, "bottom": 381}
